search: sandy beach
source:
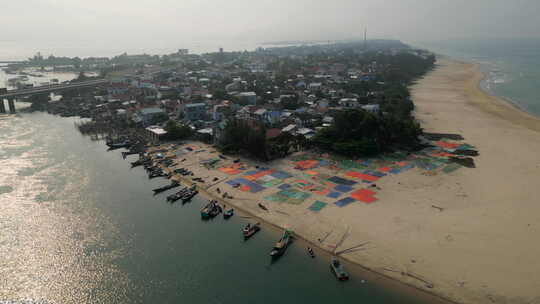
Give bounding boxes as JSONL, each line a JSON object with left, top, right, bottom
{"left": 148, "top": 58, "right": 540, "bottom": 304}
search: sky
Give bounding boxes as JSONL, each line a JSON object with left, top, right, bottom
{"left": 1, "top": 0, "right": 539, "bottom": 59}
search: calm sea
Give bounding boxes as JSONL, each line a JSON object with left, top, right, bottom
{"left": 413, "top": 38, "right": 540, "bottom": 116}
{"left": 0, "top": 73, "right": 440, "bottom": 302}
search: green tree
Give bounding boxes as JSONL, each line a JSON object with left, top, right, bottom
{"left": 312, "top": 109, "right": 422, "bottom": 157}
{"left": 219, "top": 119, "right": 268, "bottom": 160}
{"left": 164, "top": 120, "right": 193, "bottom": 140}
{"left": 151, "top": 113, "right": 169, "bottom": 125}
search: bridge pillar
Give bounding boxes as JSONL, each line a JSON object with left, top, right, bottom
{"left": 0, "top": 99, "right": 5, "bottom": 114}
{"left": 8, "top": 98, "right": 16, "bottom": 113}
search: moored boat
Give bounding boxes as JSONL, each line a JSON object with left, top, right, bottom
{"left": 270, "top": 230, "right": 292, "bottom": 257}
{"left": 243, "top": 222, "right": 260, "bottom": 239}
{"left": 223, "top": 208, "right": 234, "bottom": 219}
{"left": 166, "top": 186, "right": 189, "bottom": 202}
{"left": 330, "top": 257, "right": 349, "bottom": 281}
{"left": 201, "top": 200, "right": 221, "bottom": 218}
{"left": 308, "top": 247, "right": 315, "bottom": 258}
{"left": 181, "top": 186, "right": 198, "bottom": 203}
{"left": 152, "top": 181, "right": 180, "bottom": 194}
{"left": 107, "top": 140, "right": 131, "bottom": 150}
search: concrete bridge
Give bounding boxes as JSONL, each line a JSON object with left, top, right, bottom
{"left": 0, "top": 79, "right": 108, "bottom": 113}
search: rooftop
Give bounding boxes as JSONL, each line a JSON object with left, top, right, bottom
{"left": 145, "top": 125, "right": 167, "bottom": 135}
{"left": 140, "top": 107, "right": 165, "bottom": 115}
{"left": 185, "top": 103, "right": 206, "bottom": 108}
{"left": 238, "top": 91, "right": 256, "bottom": 97}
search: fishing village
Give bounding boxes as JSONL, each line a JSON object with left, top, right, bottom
{"left": 2, "top": 41, "right": 482, "bottom": 302}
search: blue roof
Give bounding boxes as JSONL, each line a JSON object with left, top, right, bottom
{"left": 140, "top": 108, "right": 164, "bottom": 115}
{"left": 267, "top": 110, "right": 281, "bottom": 117}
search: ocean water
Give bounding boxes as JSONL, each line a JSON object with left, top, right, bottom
{"left": 0, "top": 40, "right": 273, "bottom": 61}
{"left": 0, "top": 102, "right": 445, "bottom": 303}
{"left": 413, "top": 38, "right": 540, "bottom": 116}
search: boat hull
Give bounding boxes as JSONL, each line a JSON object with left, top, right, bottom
{"left": 243, "top": 225, "right": 260, "bottom": 239}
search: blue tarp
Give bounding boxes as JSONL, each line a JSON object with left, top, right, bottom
{"left": 334, "top": 197, "right": 355, "bottom": 207}
{"left": 327, "top": 191, "right": 342, "bottom": 198}
{"left": 364, "top": 170, "right": 386, "bottom": 177}
{"left": 319, "top": 160, "right": 330, "bottom": 166}
{"left": 334, "top": 184, "right": 353, "bottom": 193}
{"left": 401, "top": 164, "right": 415, "bottom": 171}
{"left": 271, "top": 171, "right": 293, "bottom": 179}
{"left": 278, "top": 183, "right": 291, "bottom": 190}
{"left": 226, "top": 178, "right": 266, "bottom": 193}
{"left": 328, "top": 176, "right": 357, "bottom": 186}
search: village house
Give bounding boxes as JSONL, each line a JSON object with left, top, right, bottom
{"left": 107, "top": 83, "right": 130, "bottom": 95}
{"left": 235, "top": 91, "right": 258, "bottom": 105}
{"left": 252, "top": 109, "right": 282, "bottom": 126}
{"left": 136, "top": 107, "right": 167, "bottom": 127}
{"left": 183, "top": 103, "right": 206, "bottom": 121}
{"left": 281, "top": 124, "right": 297, "bottom": 134}
{"left": 339, "top": 98, "right": 359, "bottom": 108}
{"left": 361, "top": 104, "right": 380, "bottom": 114}
{"left": 212, "top": 102, "right": 233, "bottom": 121}
{"left": 145, "top": 125, "right": 168, "bottom": 143}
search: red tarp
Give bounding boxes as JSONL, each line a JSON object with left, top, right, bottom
{"left": 352, "top": 195, "right": 377, "bottom": 203}
{"left": 431, "top": 152, "right": 455, "bottom": 157}
{"left": 219, "top": 163, "right": 245, "bottom": 175}
{"left": 250, "top": 169, "right": 274, "bottom": 179}
{"left": 350, "top": 188, "right": 378, "bottom": 204}
{"left": 352, "top": 189, "right": 377, "bottom": 197}
{"left": 435, "top": 141, "right": 460, "bottom": 149}
{"left": 295, "top": 160, "right": 319, "bottom": 170}
{"left": 345, "top": 171, "right": 380, "bottom": 182}
{"left": 378, "top": 167, "right": 392, "bottom": 172}
{"left": 314, "top": 189, "right": 330, "bottom": 196}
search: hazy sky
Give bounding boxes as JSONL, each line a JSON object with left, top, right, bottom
{"left": 1, "top": 0, "right": 539, "bottom": 58}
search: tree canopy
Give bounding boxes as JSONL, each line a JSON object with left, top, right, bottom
{"left": 164, "top": 120, "right": 193, "bottom": 140}
{"left": 312, "top": 109, "right": 422, "bottom": 157}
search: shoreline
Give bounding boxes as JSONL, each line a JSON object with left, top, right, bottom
{"left": 410, "top": 58, "right": 540, "bottom": 303}
{"left": 88, "top": 55, "right": 538, "bottom": 304}
{"left": 161, "top": 57, "right": 540, "bottom": 304}
{"left": 435, "top": 55, "right": 540, "bottom": 131}
{"left": 158, "top": 157, "right": 457, "bottom": 304}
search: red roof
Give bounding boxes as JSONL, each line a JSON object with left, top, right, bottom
{"left": 266, "top": 128, "right": 282, "bottom": 139}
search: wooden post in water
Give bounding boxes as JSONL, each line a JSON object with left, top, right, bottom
{"left": 0, "top": 99, "right": 6, "bottom": 113}
{"left": 8, "top": 98, "right": 16, "bottom": 113}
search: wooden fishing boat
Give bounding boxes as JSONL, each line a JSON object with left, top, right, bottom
{"left": 201, "top": 200, "right": 220, "bottom": 218}
{"left": 166, "top": 187, "right": 189, "bottom": 202}
{"left": 270, "top": 230, "right": 292, "bottom": 257}
{"left": 223, "top": 208, "right": 234, "bottom": 219}
{"left": 152, "top": 181, "right": 180, "bottom": 194}
{"left": 181, "top": 186, "right": 198, "bottom": 203}
{"left": 330, "top": 257, "right": 349, "bottom": 281}
{"left": 243, "top": 222, "right": 260, "bottom": 239}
